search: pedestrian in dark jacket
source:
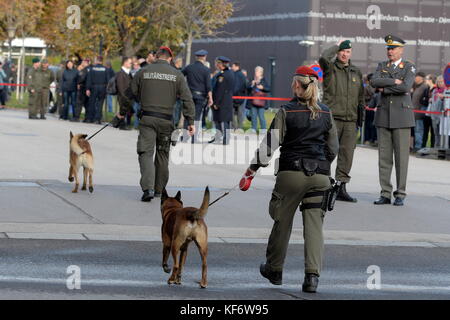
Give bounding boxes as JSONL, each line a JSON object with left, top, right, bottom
{"left": 411, "top": 71, "right": 429, "bottom": 150}
{"left": 231, "top": 61, "right": 248, "bottom": 131}
{"left": 248, "top": 66, "right": 270, "bottom": 132}
{"left": 61, "top": 60, "right": 79, "bottom": 120}
{"left": 116, "top": 57, "right": 133, "bottom": 130}
{"left": 209, "top": 56, "right": 235, "bottom": 145}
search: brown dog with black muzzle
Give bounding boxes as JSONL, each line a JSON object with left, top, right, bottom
{"left": 161, "top": 187, "right": 210, "bottom": 288}
{"left": 69, "top": 132, "right": 94, "bottom": 193}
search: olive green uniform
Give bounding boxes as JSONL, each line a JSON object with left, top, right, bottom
{"left": 129, "top": 60, "right": 195, "bottom": 193}
{"left": 26, "top": 67, "right": 39, "bottom": 117}
{"left": 29, "top": 67, "right": 55, "bottom": 118}
{"left": 250, "top": 101, "right": 339, "bottom": 275}
{"left": 370, "top": 59, "right": 416, "bottom": 200}
{"left": 319, "top": 45, "right": 364, "bottom": 183}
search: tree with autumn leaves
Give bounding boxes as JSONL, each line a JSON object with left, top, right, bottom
{"left": 0, "top": 0, "right": 234, "bottom": 62}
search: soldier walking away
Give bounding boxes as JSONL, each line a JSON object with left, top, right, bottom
{"left": 370, "top": 35, "right": 416, "bottom": 207}
{"left": 86, "top": 56, "right": 113, "bottom": 124}
{"left": 30, "top": 59, "right": 55, "bottom": 120}
{"left": 319, "top": 40, "right": 364, "bottom": 203}
{"left": 182, "top": 49, "right": 213, "bottom": 143}
{"left": 115, "top": 46, "right": 195, "bottom": 202}
{"left": 26, "top": 58, "right": 41, "bottom": 119}
{"left": 209, "top": 56, "right": 235, "bottom": 145}
{"left": 243, "top": 66, "right": 338, "bottom": 293}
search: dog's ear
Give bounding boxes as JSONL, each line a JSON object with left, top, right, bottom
{"left": 175, "top": 191, "right": 182, "bottom": 202}
{"left": 70, "top": 131, "right": 73, "bottom": 139}
{"left": 80, "top": 134, "right": 88, "bottom": 140}
{"left": 161, "top": 189, "right": 169, "bottom": 202}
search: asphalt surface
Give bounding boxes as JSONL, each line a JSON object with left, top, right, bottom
{"left": 0, "top": 239, "right": 449, "bottom": 300}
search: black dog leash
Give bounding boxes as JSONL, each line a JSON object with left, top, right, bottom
{"left": 209, "top": 183, "right": 240, "bottom": 207}
{"left": 87, "top": 122, "right": 111, "bottom": 141}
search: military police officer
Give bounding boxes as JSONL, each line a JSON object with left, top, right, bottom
{"left": 319, "top": 40, "right": 364, "bottom": 203}
{"left": 370, "top": 35, "right": 416, "bottom": 207}
{"left": 182, "top": 49, "right": 213, "bottom": 143}
{"left": 117, "top": 46, "right": 195, "bottom": 202}
{"left": 243, "top": 66, "right": 339, "bottom": 293}
{"left": 26, "top": 58, "right": 41, "bottom": 119}
{"left": 29, "top": 59, "right": 55, "bottom": 120}
{"left": 86, "top": 56, "right": 113, "bottom": 124}
{"left": 209, "top": 56, "right": 235, "bottom": 145}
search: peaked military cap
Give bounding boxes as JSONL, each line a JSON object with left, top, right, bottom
{"left": 385, "top": 35, "right": 406, "bottom": 48}
{"left": 195, "top": 49, "right": 208, "bottom": 56}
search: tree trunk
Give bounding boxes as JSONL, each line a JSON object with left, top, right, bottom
{"left": 185, "top": 31, "right": 193, "bottom": 66}
{"left": 122, "top": 37, "right": 135, "bottom": 57}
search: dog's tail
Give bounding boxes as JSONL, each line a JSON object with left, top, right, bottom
{"left": 193, "top": 186, "right": 210, "bottom": 220}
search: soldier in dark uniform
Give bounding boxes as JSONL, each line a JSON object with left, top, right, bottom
{"left": 86, "top": 56, "right": 113, "bottom": 124}
{"left": 182, "top": 49, "right": 213, "bottom": 142}
{"left": 243, "top": 66, "right": 339, "bottom": 293}
{"left": 209, "top": 56, "right": 235, "bottom": 145}
{"left": 116, "top": 46, "right": 195, "bottom": 202}
{"left": 370, "top": 35, "right": 416, "bottom": 207}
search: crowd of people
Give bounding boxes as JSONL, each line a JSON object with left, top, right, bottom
{"left": 0, "top": 45, "right": 447, "bottom": 149}
{"left": 1, "top": 51, "right": 273, "bottom": 135}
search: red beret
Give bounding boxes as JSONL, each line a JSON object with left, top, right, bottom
{"left": 159, "top": 46, "right": 173, "bottom": 57}
{"left": 295, "top": 66, "right": 319, "bottom": 79}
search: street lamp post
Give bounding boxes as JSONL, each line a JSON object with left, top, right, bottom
{"left": 7, "top": 26, "right": 17, "bottom": 61}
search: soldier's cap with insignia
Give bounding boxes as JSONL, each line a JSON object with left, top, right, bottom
{"left": 385, "top": 35, "right": 406, "bottom": 48}
{"left": 32, "top": 58, "right": 40, "bottom": 64}
{"left": 195, "top": 49, "right": 208, "bottom": 56}
{"left": 339, "top": 40, "right": 352, "bottom": 51}
{"left": 216, "top": 56, "right": 231, "bottom": 63}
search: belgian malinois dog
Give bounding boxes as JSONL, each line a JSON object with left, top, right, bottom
{"left": 69, "top": 132, "right": 94, "bottom": 193}
{"left": 161, "top": 187, "right": 210, "bottom": 288}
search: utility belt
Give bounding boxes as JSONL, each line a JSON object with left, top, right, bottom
{"left": 192, "top": 91, "right": 206, "bottom": 97}
{"left": 278, "top": 158, "right": 331, "bottom": 176}
{"left": 299, "top": 178, "right": 340, "bottom": 213}
{"left": 138, "top": 110, "right": 173, "bottom": 121}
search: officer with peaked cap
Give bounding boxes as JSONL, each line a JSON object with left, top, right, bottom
{"left": 370, "top": 35, "right": 416, "bottom": 207}
{"left": 182, "top": 49, "right": 213, "bottom": 142}
{"left": 209, "top": 56, "right": 235, "bottom": 145}
{"left": 242, "top": 66, "right": 339, "bottom": 293}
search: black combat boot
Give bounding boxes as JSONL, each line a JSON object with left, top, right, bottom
{"left": 336, "top": 183, "right": 357, "bottom": 203}
{"left": 302, "top": 273, "right": 319, "bottom": 293}
{"left": 259, "top": 263, "right": 282, "bottom": 285}
{"left": 141, "top": 190, "right": 154, "bottom": 202}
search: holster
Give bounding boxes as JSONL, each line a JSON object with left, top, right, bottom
{"left": 287, "top": 158, "right": 331, "bottom": 177}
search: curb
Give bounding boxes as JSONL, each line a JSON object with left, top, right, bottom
{"left": 1, "top": 223, "right": 450, "bottom": 248}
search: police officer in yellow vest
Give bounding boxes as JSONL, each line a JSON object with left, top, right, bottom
{"left": 370, "top": 35, "right": 416, "bottom": 206}
{"left": 243, "top": 66, "right": 339, "bottom": 293}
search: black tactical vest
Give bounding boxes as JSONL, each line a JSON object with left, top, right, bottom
{"left": 278, "top": 99, "right": 333, "bottom": 173}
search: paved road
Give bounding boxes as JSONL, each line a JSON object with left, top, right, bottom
{"left": 0, "top": 239, "right": 449, "bottom": 300}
